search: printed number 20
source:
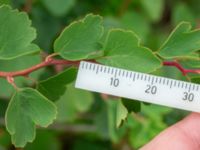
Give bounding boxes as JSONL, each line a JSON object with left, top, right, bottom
{"left": 145, "top": 85, "right": 157, "bottom": 94}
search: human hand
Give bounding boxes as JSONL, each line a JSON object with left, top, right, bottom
{"left": 141, "top": 113, "right": 200, "bottom": 150}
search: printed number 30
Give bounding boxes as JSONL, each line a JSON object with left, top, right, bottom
{"left": 182, "top": 92, "right": 194, "bottom": 102}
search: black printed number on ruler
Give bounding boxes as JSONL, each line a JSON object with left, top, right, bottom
{"left": 110, "top": 77, "right": 119, "bottom": 87}
{"left": 145, "top": 85, "right": 157, "bottom": 95}
{"left": 182, "top": 92, "right": 194, "bottom": 102}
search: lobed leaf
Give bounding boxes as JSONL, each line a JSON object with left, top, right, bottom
{"left": 0, "top": 5, "right": 40, "bottom": 60}
{"left": 158, "top": 22, "right": 200, "bottom": 59}
{"left": 54, "top": 14, "right": 104, "bottom": 60}
{"left": 5, "top": 88, "right": 57, "bottom": 147}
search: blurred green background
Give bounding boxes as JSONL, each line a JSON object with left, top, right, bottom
{"left": 0, "top": 0, "right": 199, "bottom": 149}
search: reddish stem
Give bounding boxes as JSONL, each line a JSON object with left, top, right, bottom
{"left": 0, "top": 59, "right": 79, "bottom": 78}
{"left": 163, "top": 61, "right": 200, "bottom": 75}
{"left": 0, "top": 55, "right": 199, "bottom": 83}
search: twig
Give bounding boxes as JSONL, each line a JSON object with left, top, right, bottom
{"left": 0, "top": 54, "right": 199, "bottom": 86}
{"left": 163, "top": 61, "right": 200, "bottom": 75}
{"left": 0, "top": 57, "right": 79, "bottom": 78}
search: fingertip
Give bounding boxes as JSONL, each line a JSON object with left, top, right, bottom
{"left": 141, "top": 112, "right": 200, "bottom": 150}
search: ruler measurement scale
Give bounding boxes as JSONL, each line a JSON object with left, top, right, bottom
{"left": 75, "top": 61, "right": 200, "bottom": 112}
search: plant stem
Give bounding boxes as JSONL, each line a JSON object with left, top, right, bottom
{"left": 163, "top": 61, "right": 200, "bottom": 75}
{"left": 0, "top": 58, "right": 79, "bottom": 78}
{"left": 0, "top": 55, "right": 199, "bottom": 84}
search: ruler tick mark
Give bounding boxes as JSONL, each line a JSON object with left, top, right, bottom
{"left": 133, "top": 73, "right": 136, "bottom": 81}
{"left": 126, "top": 71, "right": 129, "bottom": 78}
{"left": 96, "top": 65, "right": 99, "bottom": 74}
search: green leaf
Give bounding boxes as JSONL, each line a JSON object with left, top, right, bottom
{"left": 54, "top": 14, "right": 104, "bottom": 60}
{"left": 0, "top": 5, "right": 40, "bottom": 60}
{"left": 158, "top": 22, "right": 200, "bottom": 59}
{"left": 5, "top": 88, "right": 57, "bottom": 147}
{"left": 41, "top": 0, "right": 75, "bottom": 17}
{"left": 37, "top": 67, "right": 77, "bottom": 101}
{"left": 56, "top": 83, "right": 93, "bottom": 122}
{"left": 140, "top": 0, "right": 164, "bottom": 22}
{"left": 122, "top": 98, "right": 141, "bottom": 113}
{"left": 97, "top": 29, "right": 161, "bottom": 73}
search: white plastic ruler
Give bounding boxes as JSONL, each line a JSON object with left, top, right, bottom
{"left": 75, "top": 61, "right": 200, "bottom": 112}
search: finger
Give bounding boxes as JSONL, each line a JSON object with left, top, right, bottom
{"left": 140, "top": 113, "right": 200, "bottom": 150}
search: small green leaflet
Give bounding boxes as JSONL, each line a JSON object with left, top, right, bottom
{"left": 54, "top": 14, "right": 104, "bottom": 60}
{"left": 97, "top": 29, "right": 162, "bottom": 73}
{"left": 0, "top": 5, "right": 40, "bottom": 60}
{"left": 158, "top": 22, "right": 200, "bottom": 59}
{"left": 37, "top": 67, "right": 77, "bottom": 101}
{"left": 5, "top": 88, "right": 57, "bottom": 147}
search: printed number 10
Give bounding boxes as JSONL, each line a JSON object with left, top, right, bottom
{"left": 110, "top": 77, "right": 119, "bottom": 87}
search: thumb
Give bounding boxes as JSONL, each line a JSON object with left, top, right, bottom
{"left": 140, "top": 113, "right": 200, "bottom": 150}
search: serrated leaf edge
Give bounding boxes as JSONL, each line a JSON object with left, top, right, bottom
{"left": 157, "top": 21, "right": 200, "bottom": 59}
{"left": 53, "top": 14, "right": 104, "bottom": 60}
{"left": 0, "top": 5, "right": 40, "bottom": 60}
{"left": 5, "top": 88, "right": 57, "bottom": 147}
